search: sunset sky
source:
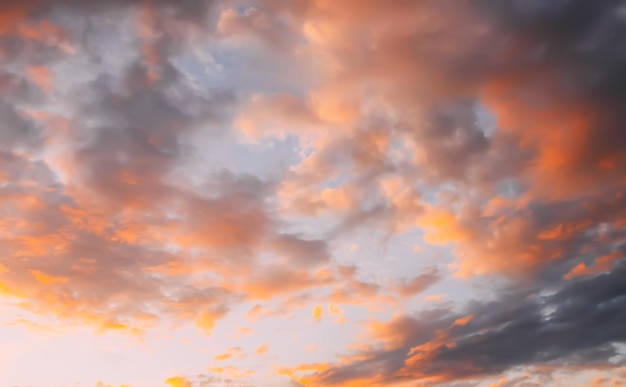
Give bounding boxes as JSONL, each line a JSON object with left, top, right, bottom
{"left": 0, "top": 1, "right": 625, "bottom": 386}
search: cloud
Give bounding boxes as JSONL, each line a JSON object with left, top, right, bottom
{"left": 269, "top": 233, "right": 331, "bottom": 268}
{"left": 242, "top": 0, "right": 626, "bottom": 282}
{"left": 214, "top": 347, "right": 245, "bottom": 362}
{"left": 0, "top": 0, "right": 358, "bottom": 337}
{"left": 0, "top": 0, "right": 331, "bottom": 337}
{"left": 237, "top": 265, "right": 336, "bottom": 301}
{"left": 0, "top": 0, "right": 216, "bottom": 20}
{"left": 312, "top": 305, "right": 323, "bottom": 321}
{"left": 1, "top": 0, "right": 626, "bottom": 386}
{"left": 165, "top": 377, "right": 192, "bottom": 387}
{"left": 165, "top": 374, "right": 253, "bottom": 387}
{"left": 564, "top": 250, "right": 625, "bottom": 280}
{"left": 452, "top": 315, "right": 474, "bottom": 327}
{"left": 299, "top": 265, "right": 626, "bottom": 385}
{"left": 391, "top": 268, "right": 442, "bottom": 298}
{"left": 254, "top": 344, "right": 269, "bottom": 355}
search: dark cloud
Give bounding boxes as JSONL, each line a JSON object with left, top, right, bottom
{"left": 309, "top": 265, "right": 626, "bottom": 385}
{"left": 436, "top": 267, "right": 626, "bottom": 375}
{"left": 478, "top": 0, "right": 626, "bottom": 185}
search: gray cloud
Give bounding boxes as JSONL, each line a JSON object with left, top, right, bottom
{"left": 392, "top": 267, "right": 442, "bottom": 298}
{"left": 312, "top": 265, "right": 626, "bottom": 385}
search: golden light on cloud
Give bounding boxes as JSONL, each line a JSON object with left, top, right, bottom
{"left": 453, "top": 315, "right": 474, "bottom": 327}
{"left": 28, "top": 269, "right": 69, "bottom": 285}
{"left": 164, "top": 377, "right": 190, "bottom": 387}
{"left": 313, "top": 305, "right": 323, "bottom": 322}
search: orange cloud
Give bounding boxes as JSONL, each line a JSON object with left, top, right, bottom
{"left": 195, "top": 310, "right": 223, "bottom": 336}
{"left": 0, "top": 3, "right": 35, "bottom": 34}
{"left": 28, "top": 269, "right": 68, "bottom": 285}
{"left": 26, "top": 66, "right": 52, "bottom": 92}
{"left": 481, "top": 69, "right": 626, "bottom": 201}
{"left": 239, "top": 265, "right": 335, "bottom": 301}
{"left": 564, "top": 251, "right": 625, "bottom": 280}
{"left": 246, "top": 304, "right": 271, "bottom": 323}
{"left": 313, "top": 305, "right": 323, "bottom": 321}
{"left": 214, "top": 353, "right": 233, "bottom": 361}
{"left": 214, "top": 347, "right": 245, "bottom": 361}
{"left": 275, "top": 362, "right": 331, "bottom": 378}
{"left": 207, "top": 365, "right": 255, "bottom": 379}
{"left": 453, "top": 315, "right": 474, "bottom": 326}
{"left": 255, "top": 344, "right": 269, "bottom": 355}
{"left": 418, "top": 207, "right": 471, "bottom": 245}
{"left": 164, "top": 376, "right": 191, "bottom": 387}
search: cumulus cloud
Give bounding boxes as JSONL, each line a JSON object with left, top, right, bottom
{"left": 229, "top": 0, "right": 626, "bottom": 384}
{"left": 0, "top": 0, "right": 342, "bottom": 337}
{"left": 245, "top": 0, "right": 626, "bottom": 279}
{"left": 1, "top": 0, "right": 625, "bottom": 386}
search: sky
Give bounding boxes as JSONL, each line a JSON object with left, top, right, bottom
{"left": 0, "top": 0, "right": 625, "bottom": 386}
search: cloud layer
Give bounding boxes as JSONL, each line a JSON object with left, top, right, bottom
{"left": 0, "top": 0, "right": 624, "bottom": 386}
